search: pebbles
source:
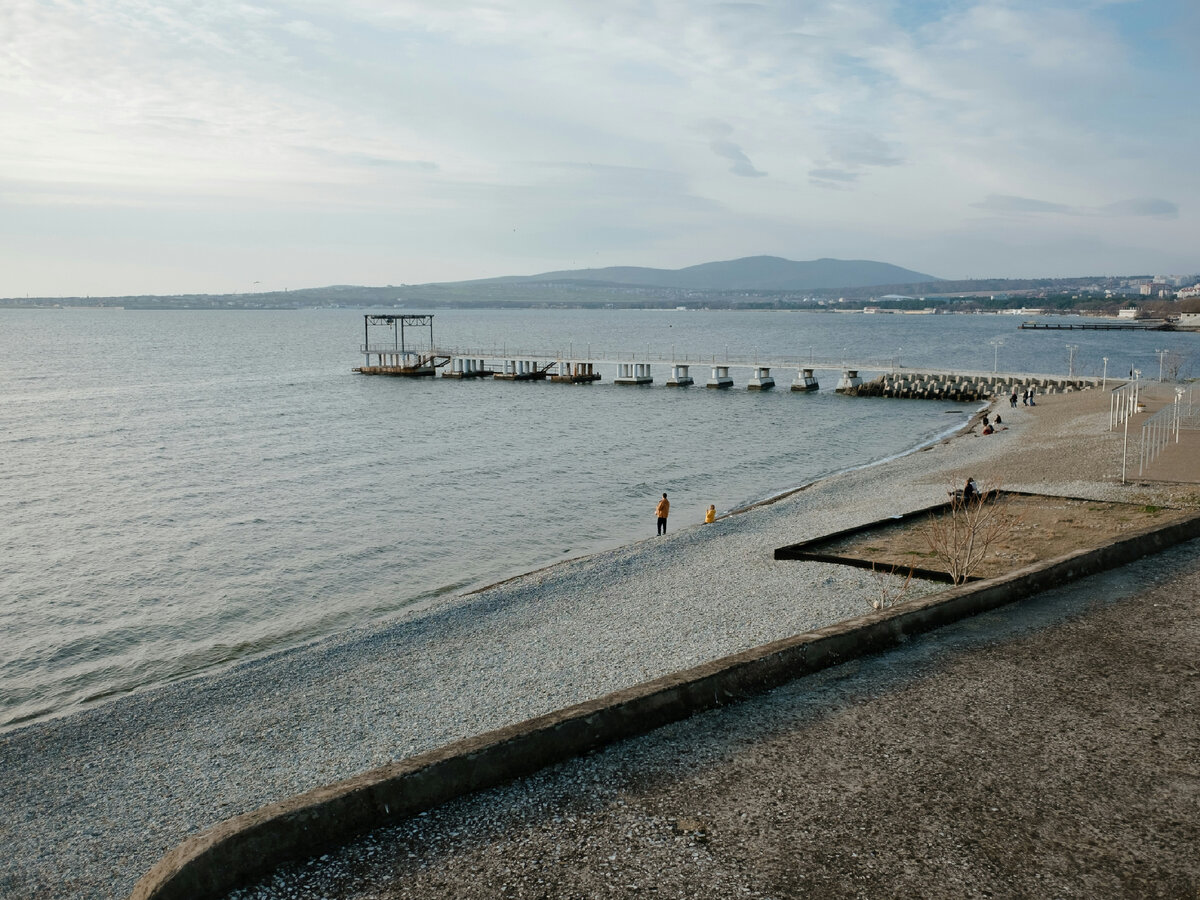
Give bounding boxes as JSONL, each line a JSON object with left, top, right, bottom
{"left": 0, "top": 401, "right": 1105, "bottom": 899}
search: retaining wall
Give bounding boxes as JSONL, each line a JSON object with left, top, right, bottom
{"left": 129, "top": 509, "right": 1200, "bottom": 900}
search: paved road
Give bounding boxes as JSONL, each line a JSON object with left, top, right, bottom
{"left": 231, "top": 539, "right": 1200, "bottom": 900}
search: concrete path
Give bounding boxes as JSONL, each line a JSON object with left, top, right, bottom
{"left": 230, "top": 538, "right": 1200, "bottom": 900}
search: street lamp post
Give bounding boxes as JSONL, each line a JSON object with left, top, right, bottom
{"left": 1156, "top": 348, "right": 1167, "bottom": 382}
{"left": 989, "top": 338, "right": 1004, "bottom": 374}
{"left": 1066, "top": 344, "right": 1078, "bottom": 378}
{"left": 1102, "top": 356, "right": 1109, "bottom": 389}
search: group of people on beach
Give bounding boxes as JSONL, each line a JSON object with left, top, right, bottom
{"left": 980, "top": 412, "right": 1004, "bottom": 436}
{"left": 654, "top": 492, "right": 717, "bottom": 535}
{"left": 1009, "top": 389, "right": 1037, "bottom": 407}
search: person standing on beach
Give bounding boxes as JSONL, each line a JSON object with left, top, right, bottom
{"left": 655, "top": 493, "right": 670, "bottom": 535}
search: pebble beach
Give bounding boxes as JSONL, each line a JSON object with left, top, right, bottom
{"left": 0, "top": 386, "right": 1191, "bottom": 900}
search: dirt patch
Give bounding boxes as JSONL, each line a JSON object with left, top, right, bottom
{"left": 811, "top": 494, "right": 1189, "bottom": 580}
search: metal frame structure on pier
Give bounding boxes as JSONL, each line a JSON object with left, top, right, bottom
{"left": 356, "top": 314, "right": 449, "bottom": 375}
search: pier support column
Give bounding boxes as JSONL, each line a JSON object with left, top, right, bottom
{"left": 835, "top": 369, "right": 863, "bottom": 394}
{"left": 666, "top": 364, "right": 694, "bottom": 387}
{"left": 707, "top": 366, "right": 734, "bottom": 389}
{"left": 747, "top": 367, "right": 775, "bottom": 390}
{"left": 791, "top": 368, "right": 819, "bottom": 392}
{"left": 616, "top": 362, "right": 653, "bottom": 385}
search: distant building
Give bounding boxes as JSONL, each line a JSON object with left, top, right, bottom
{"left": 1118, "top": 307, "right": 1140, "bottom": 318}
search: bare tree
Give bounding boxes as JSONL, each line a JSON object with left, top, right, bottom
{"left": 866, "top": 563, "right": 915, "bottom": 610}
{"left": 923, "top": 487, "right": 1016, "bottom": 585}
{"left": 1164, "top": 349, "right": 1195, "bottom": 383}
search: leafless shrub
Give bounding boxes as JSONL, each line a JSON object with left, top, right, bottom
{"left": 866, "top": 563, "right": 915, "bottom": 610}
{"left": 923, "top": 486, "right": 1018, "bottom": 585}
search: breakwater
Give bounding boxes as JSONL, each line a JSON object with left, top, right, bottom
{"left": 844, "top": 371, "right": 1100, "bottom": 402}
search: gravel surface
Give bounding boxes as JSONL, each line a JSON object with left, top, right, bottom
{"left": 0, "top": 391, "right": 1189, "bottom": 900}
{"left": 228, "top": 538, "right": 1200, "bottom": 900}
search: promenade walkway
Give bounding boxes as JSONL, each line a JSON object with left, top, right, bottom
{"left": 231, "top": 539, "right": 1200, "bottom": 899}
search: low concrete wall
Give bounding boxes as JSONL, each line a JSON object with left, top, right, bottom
{"left": 129, "top": 510, "right": 1200, "bottom": 900}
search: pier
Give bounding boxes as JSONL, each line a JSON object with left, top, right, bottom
{"left": 354, "top": 314, "right": 1103, "bottom": 401}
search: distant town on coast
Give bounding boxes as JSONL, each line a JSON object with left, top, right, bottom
{"left": 4, "top": 255, "right": 1199, "bottom": 318}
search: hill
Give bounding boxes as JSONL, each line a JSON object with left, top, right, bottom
{"left": 463, "top": 256, "right": 938, "bottom": 291}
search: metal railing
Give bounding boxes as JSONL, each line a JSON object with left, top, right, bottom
{"left": 1110, "top": 379, "right": 1142, "bottom": 431}
{"left": 411, "top": 346, "right": 1104, "bottom": 382}
{"left": 1140, "top": 385, "right": 1199, "bottom": 475}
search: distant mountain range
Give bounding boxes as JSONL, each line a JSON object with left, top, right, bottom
{"left": 460, "top": 256, "right": 939, "bottom": 292}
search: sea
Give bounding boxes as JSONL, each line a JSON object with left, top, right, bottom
{"left": 1, "top": 306, "right": 1193, "bottom": 730}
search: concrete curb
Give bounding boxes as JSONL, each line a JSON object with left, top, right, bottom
{"left": 129, "top": 510, "right": 1200, "bottom": 900}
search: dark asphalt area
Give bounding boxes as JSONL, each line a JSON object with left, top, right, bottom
{"left": 232, "top": 539, "right": 1200, "bottom": 900}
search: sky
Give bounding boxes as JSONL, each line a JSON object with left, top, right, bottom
{"left": 2, "top": 0, "right": 1197, "bottom": 296}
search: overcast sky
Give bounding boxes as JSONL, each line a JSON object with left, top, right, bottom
{"left": 2, "top": 0, "right": 1196, "bottom": 296}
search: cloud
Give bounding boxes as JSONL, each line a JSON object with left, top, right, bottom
{"left": 1100, "top": 198, "right": 1178, "bottom": 218}
{"left": 300, "top": 147, "right": 439, "bottom": 171}
{"left": 973, "top": 194, "right": 1180, "bottom": 219}
{"left": 709, "top": 140, "right": 766, "bottom": 178}
{"left": 1, "top": 0, "right": 1197, "bottom": 294}
{"left": 281, "top": 20, "right": 334, "bottom": 43}
{"left": 972, "top": 195, "right": 1075, "bottom": 215}
{"left": 808, "top": 168, "right": 859, "bottom": 190}
{"left": 827, "top": 133, "right": 904, "bottom": 168}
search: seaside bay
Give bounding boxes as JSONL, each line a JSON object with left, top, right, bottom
{"left": 0, "top": 307, "right": 1196, "bottom": 899}
{"left": 0, "top": 307, "right": 1194, "bottom": 730}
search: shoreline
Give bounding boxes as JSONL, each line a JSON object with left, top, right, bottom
{"left": 1, "top": 386, "right": 1191, "bottom": 900}
{"left": 0, "top": 395, "right": 979, "bottom": 737}
{"left": 466, "top": 403, "right": 985, "bottom": 600}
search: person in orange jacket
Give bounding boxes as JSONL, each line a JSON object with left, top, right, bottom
{"left": 655, "top": 493, "right": 670, "bottom": 535}
{"left": 705, "top": 504, "right": 716, "bottom": 524}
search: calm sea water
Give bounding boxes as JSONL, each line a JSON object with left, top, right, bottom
{"left": 1, "top": 307, "right": 1192, "bottom": 729}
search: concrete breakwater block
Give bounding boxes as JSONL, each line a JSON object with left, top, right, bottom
{"left": 846, "top": 372, "right": 1097, "bottom": 401}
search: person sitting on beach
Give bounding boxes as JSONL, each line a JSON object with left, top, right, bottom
{"left": 982, "top": 424, "right": 995, "bottom": 435}
{"left": 994, "top": 413, "right": 1002, "bottom": 425}
{"left": 982, "top": 413, "right": 990, "bottom": 428}
{"left": 704, "top": 504, "right": 716, "bottom": 524}
{"left": 962, "top": 477, "right": 979, "bottom": 504}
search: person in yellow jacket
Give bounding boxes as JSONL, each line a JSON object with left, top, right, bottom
{"left": 655, "top": 493, "right": 670, "bottom": 535}
{"left": 704, "top": 504, "right": 716, "bottom": 524}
